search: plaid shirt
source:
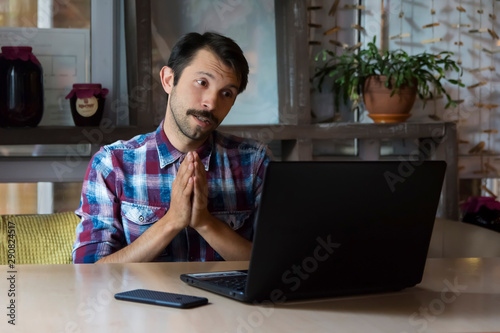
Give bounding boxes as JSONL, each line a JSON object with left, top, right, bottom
{"left": 72, "top": 121, "right": 271, "bottom": 263}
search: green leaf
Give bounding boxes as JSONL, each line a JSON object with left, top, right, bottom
{"left": 311, "top": 34, "right": 463, "bottom": 109}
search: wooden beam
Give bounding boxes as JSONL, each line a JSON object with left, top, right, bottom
{"left": 0, "top": 123, "right": 449, "bottom": 145}
{"left": 432, "top": 122, "right": 459, "bottom": 220}
{"left": 275, "top": 0, "right": 311, "bottom": 125}
{"left": 124, "top": 0, "right": 153, "bottom": 127}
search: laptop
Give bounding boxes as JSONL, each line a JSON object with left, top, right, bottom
{"left": 180, "top": 160, "right": 447, "bottom": 303}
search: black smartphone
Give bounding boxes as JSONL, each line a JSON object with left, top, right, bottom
{"left": 114, "top": 289, "right": 208, "bottom": 309}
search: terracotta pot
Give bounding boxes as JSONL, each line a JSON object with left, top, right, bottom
{"left": 363, "top": 75, "right": 417, "bottom": 123}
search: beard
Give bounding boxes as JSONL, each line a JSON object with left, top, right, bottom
{"left": 169, "top": 91, "right": 220, "bottom": 142}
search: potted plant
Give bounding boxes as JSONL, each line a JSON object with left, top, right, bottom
{"left": 313, "top": 36, "right": 464, "bottom": 123}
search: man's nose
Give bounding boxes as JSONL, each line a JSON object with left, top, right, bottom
{"left": 201, "top": 90, "right": 218, "bottom": 110}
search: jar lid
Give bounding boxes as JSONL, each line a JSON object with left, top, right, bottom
{"left": 1, "top": 46, "right": 33, "bottom": 53}
{"left": 73, "top": 83, "right": 102, "bottom": 90}
{"left": 65, "top": 83, "right": 109, "bottom": 99}
{"left": 0, "top": 46, "right": 40, "bottom": 66}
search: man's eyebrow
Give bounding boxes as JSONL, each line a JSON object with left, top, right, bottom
{"left": 196, "top": 71, "right": 215, "bottom": 79}
{"left": 226, "top": 83, "right": 240, "bottom": 92}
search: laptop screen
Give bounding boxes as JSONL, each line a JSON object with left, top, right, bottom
{"left": 245, "top": 161, "right": 446, "bottom": 302}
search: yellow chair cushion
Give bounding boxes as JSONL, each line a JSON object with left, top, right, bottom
{"left": 0, "top": 212, "right": 80, "bottom": 265}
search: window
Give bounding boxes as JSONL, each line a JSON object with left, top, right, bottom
{"left": 0, "top": 0, "right": 91, "bottom": 29}
{"left": 0, "top": 0, "right": 91, "bottom": 214}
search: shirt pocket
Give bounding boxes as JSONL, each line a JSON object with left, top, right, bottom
{"left": 120, "top": 201, "right": 166, "bottom": 243}
{"left": 212, "top": 210, "right": 252, "bottom": 231}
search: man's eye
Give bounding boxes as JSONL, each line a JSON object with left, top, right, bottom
{"left": 197, "top": 80, "right": 208, "bottom": 86}
{"left": 222, "top": 90, "right": 234, "bottom": 98}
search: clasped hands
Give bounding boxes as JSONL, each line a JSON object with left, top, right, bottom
{"left": 168, "top": 151, "right": 212, "bottom": 231}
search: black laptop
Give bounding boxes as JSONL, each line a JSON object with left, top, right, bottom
{"left": 180, "top": 161, "right": 447, "bottom": 303}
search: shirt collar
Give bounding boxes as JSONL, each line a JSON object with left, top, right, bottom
{"left": 155, "top": 120, "right": 213, "bottom": 171}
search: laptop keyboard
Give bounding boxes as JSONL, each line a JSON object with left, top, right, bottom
{"left": 210, "top": 275, "right": 247, "bottom": 292}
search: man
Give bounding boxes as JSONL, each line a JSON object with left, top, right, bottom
{"left": 73, "top": 32, "right": 272, "bottom": 263}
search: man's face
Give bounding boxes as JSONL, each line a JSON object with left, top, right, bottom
{"left": 167, "top": 48, "right": 240, "bottom": 142}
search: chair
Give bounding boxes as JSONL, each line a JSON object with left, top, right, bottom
{"left": 0, "top": 211, "right": 80, "bottom": 265}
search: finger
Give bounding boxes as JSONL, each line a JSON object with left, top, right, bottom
{"left": 174, "top": 152, "right": 194, "bottom": 187}
{"left": 184, "top": 176, "right": 194, "bottom": 196}
{"left": 192, "top": 153, "right": 207, "bottom": 180}
{"left": 193, "top": 159, "right": 209, "bottom": 199}
{"left": 193, "top": 151, "right": 203, "bottom": 166}
{"left": 194, "top": 162, "right": 208, "bottom": 192}
{"left": 193, "top": 175, "right": 208, "bottom": 207}
{"left": 180, "top": 151, "right": 194, "bottom": 173}
{"left": 193, "top": 159, "right": 204, "bottom": 175}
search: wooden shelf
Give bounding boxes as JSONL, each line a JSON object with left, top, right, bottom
{"left": 0, "top": 122, "right": 459, "bottom": 220}
{"left": 0, "top": 126, "right": 156, "bottom": 145}
{"left": 222, "top": 122, "right": 447, "bottom": 141}
{"left": 0, "top": 122, "right": 449, "bottom": 145}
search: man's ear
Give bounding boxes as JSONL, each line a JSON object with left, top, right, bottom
{"left": 160, "top": 66, "right": 174, "bottom": 94}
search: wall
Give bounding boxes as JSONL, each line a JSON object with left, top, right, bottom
{"left": 308, "top": 0, "right": 500, "bottom": 183}
{"left": 150, "top": 0, "right": 279, "bottom": 125}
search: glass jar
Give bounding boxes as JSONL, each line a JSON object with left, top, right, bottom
{"left": 65, "top": 83, "right": 108, "bottom": 126}
{"left": 0, "top": 46, "right": 44, "bottom": 127}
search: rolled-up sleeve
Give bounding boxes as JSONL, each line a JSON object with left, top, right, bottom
{"left": 72, "top": 147, "right": 125, "bottom": 263}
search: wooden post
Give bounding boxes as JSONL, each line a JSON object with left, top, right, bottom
{"left": 124, "top": 0, "right": 153, "bottom": 127}
{"left": 380, "top": 0, "right": 384, "bottom": 51}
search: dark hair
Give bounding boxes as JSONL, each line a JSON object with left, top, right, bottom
{"left": 167, "top": 32, "right": 249, "bottom": 94}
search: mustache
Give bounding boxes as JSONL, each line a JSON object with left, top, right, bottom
{"left": 186, "top": 109, "right": 219, "bottom": 124}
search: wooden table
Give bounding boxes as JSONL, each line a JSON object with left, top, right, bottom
{"left": 1, "top": 258, "right": 499, "bottom": 332}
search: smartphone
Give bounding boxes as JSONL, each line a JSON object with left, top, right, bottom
{"left": 114, "top": 289, "right": 208, "bottom": 309}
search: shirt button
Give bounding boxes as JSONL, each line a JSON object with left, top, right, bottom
{"left": 139, "top": 216, "right": 144, "bottom": 222}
